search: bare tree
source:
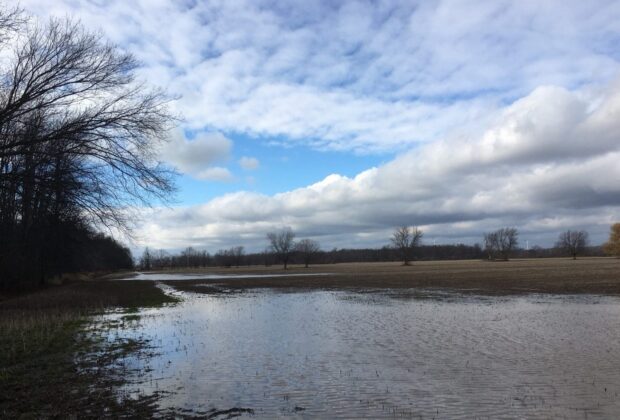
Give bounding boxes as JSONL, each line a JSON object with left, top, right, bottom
{"left": 483, "top": 232, "right": 498, "bottom": 260}
{"left": 483, "top": 228, "right": 518, "bottom": 261}
{"left": 555, "top": 230, "right": 589, "bottom": 260}
{"left": 391, "top": 226, "right": 423, "bottom": 265}
{"left": 140, "top": 247, "right": 152, "bottom": 271}
{"left": 231, "top": 246, "right": 245, "bottom": 267}
{"left": 0, "top": 5, "right": 25, "bottom": 45}
{"left": 296, "top": 239, "right": 320, "bottom": 268}
{"left": 497, "top": 228, "right": 519, "bottom": 260}
{"left": 0, "top": 16, "right": 175, "bottom": 288}
{"left": 267, "top": 228, "right": 295, "bottom": 269}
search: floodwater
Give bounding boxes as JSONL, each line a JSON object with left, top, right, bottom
{"left": 119, "top": 272, "right": 334, "bottom": 281}
{"left": 98, "top": 287, "right": 620, "bottom": 418}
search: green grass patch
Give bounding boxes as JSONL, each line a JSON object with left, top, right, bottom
{"left": 0, "top": 279, "right": 179, "bottom": 417}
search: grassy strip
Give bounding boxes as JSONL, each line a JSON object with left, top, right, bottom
{"left": 0, "top": 280, "right": 178, "bottom": 418}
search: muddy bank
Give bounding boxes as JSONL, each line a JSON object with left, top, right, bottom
{"left": 156, "top": 258, "right": 620, "bottom": 295}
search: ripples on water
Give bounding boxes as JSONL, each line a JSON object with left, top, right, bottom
{"left": 98, "top": 288, "right": 620, "bottom": 418}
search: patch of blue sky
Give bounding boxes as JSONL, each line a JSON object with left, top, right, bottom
{"left": 173, "top": 132, "right": 393, "bottom": 205}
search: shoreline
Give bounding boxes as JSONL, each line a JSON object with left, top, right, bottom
{"left": 135, "top": 257, "right": 620, "bottom": 296}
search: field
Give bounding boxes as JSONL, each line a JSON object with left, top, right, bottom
{"left": 2, "top": 257, "right": 620, "bottom": 417}
{"left": 158, "top": 257, "right": 620, "bottom": 295}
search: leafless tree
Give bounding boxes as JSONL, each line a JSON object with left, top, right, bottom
{"left": 267, "top": 228, "right": 295, "bottom": 269}
{"left": 231, "top": 246, "right": 245, "bottom": 267}
{"left": 483, "top": 228, "right": 518, "bottom": 261}
{"left": 391, "top": 226, "right": 423, "bottom": 265}
{"left": 555, "top": 230, "right": 589, "bottom": 260}
{"left": 483, "top": 232, "right": 497, "bottom": 260}
{"left": 296, "top": 239, "right": 320, "bottom": 268}
{"left": 140, "top": 247, "right": 152, "bottom": 271}
{"left": 0, "top": 5, "right": 25, "bottom": 44}
{"left": 0, "top": 15, "right": 175, "bottom": 287}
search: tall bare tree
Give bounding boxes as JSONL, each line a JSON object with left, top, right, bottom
{"left": 391, "top": 226, "right": 423, "bottom": 265}
{"left": 0, "top": 15, "right": 174, "bottom": 288}
{"left": 0, "top": 5, "right": 25, "bottom": 45}
{"left": 555, "top": 230, "right": 589, "bottom": 260}
{"left": 483, "top": 228, "right": 518, "bottom": 261}
{"left": 483, "top": 231, "right": 498, "bottom": 260}
{"left": 267, "top": 228, "right": 295, "bottom": 269}
{"left": 296, "top": 239, "right": 320, "bottom": 268}
{"left": 231, "top": 246, "right": 245, "bottom": 267}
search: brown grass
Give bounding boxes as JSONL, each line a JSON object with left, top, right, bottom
{"left": 160, "top": 257, "right": 620, "bottom": 295}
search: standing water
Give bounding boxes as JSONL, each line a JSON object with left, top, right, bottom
{"left": 97, "top": 288, "right": 620, "bottom": 418}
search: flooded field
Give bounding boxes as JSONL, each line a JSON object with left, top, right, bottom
{"left": 97, "top": 286, "right": 620, "bottom": 418}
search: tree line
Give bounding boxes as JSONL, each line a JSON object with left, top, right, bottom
{"left": 138, "top": 224, "right": 617, "bottom": 271}
{"left": 0, "top": 8, "right": 173, "bottom": 289}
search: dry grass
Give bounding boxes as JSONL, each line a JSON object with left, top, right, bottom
{"left": 161, "top": 257, "right": 620, "bottom": 295}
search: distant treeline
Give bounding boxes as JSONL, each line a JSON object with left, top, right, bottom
{"left": 139, "top": 243, "right": 606, "bottom": 270}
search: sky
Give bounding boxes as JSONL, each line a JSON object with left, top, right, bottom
{"left": 16, "top": 0, "right": 620, "bottom": 253}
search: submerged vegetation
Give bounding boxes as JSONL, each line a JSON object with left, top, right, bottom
{"left": 0, "top": 280, "right": 178, "bottom": 417}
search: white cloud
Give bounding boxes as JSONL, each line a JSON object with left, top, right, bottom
{"left": 160, "top": 130, "right": 232, "bottom": 180}
{"left": 17, "top": 0, "right": 620, "bottom": 153}
{"left": 238, "top": 156, "right": 259, "bottom": 170}
{"left": 196, "top": 166, "right": 234, "bottom": 182}
{"left": 132, "top": 80, "right": 620, "bottom": 251}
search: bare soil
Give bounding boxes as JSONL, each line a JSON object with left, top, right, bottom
{"left": 160, "top": 257, "right": 620, "bottom": 295}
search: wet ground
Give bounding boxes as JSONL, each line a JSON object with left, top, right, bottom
{"left": 96, "top": 286, "right": 620, "bottom": 418}
{"left": 119, "top": 272, "right": 335, "bottom": 281}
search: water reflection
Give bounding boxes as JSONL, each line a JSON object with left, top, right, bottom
{"left": 98, "top": 288, "right": 620, "bottom": 418}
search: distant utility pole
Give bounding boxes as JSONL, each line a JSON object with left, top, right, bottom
{"left": 526, "top": 240, "right": 529, "bottom": 251}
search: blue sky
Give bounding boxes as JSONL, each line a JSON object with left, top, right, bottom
{"left": 16, "top": 0, "right": 620, "bottom": 252}
{"left": 173, "top": 131, "right": 390, "bottom": 205}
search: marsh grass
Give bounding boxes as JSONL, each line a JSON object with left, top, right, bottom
{"left": 0, "top": 279, "right": 178, "bottom": 417}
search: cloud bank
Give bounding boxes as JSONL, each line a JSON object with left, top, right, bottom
{"left": 19, "top": 0, "right": 620, "bottom": 153}
{"left": 137, "top": 81, "right": 620, "bottom": 250}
